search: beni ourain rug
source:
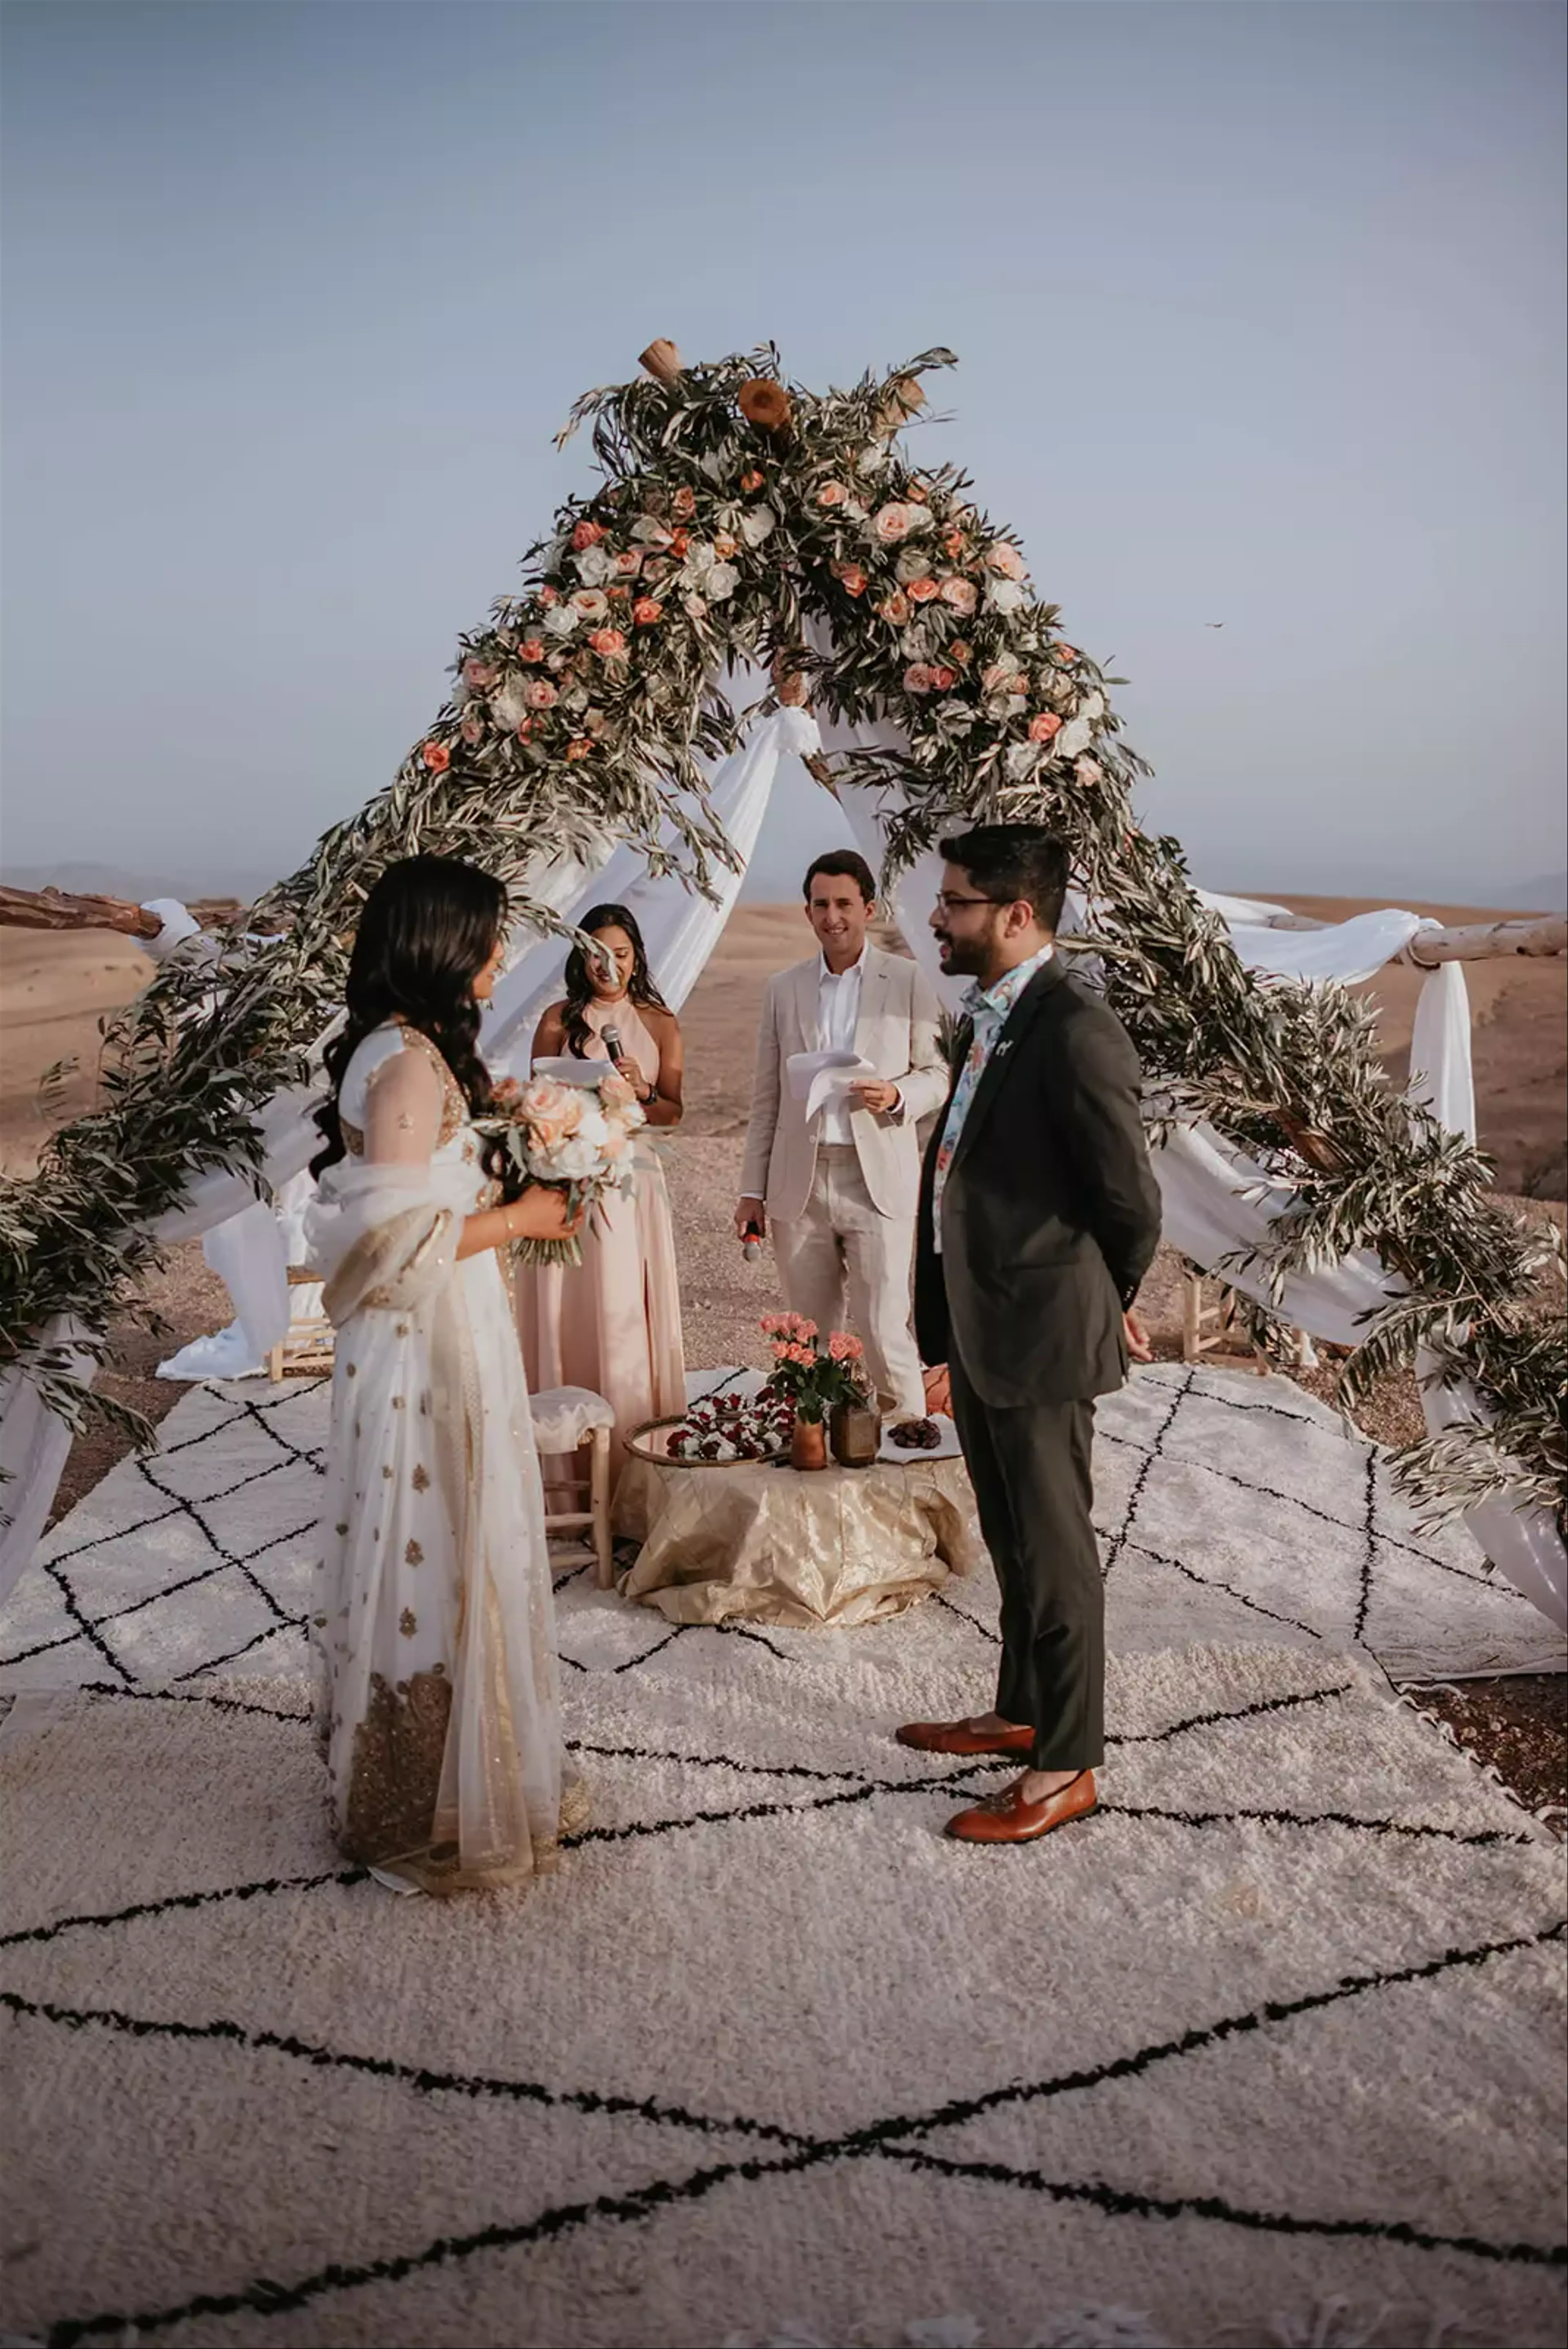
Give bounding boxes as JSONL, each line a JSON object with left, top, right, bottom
{"left": 0, "top": 1363, "right": 1564, "bottom": 2348}
{"left": 1, "top": 1362, "right": 1562, "bottom": 1700}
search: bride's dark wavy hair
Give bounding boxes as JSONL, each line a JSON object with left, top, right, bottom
{"left": 560, "top": 902, "right": 668, "bottom": 1060}
{"left": 311, "top": 855, "right": 514, "bottom": 1187}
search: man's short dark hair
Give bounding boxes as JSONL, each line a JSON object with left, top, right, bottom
{"left": 939, "top": 825, "right": 1069, "bottom": 934}
{"left": 803, "top": 849, "right": 877, "bottom": 905}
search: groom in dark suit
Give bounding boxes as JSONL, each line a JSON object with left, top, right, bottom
{"left": 899, "top": 825, "right": 1162, "bottom": 1844}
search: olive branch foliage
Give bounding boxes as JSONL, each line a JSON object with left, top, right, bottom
{"left": 0, "top": 345, "right": 1560, "bottom": 1529}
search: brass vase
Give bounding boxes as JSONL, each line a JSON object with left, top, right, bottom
{"left": 790, "top": 1414, "right": 828, "bottom": 1472}
{"left": 829, "top": 1399, "right": 882, "bottom": 1468}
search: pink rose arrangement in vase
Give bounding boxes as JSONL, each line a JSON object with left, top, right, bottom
{"left": 760, "top": 1314, "right": 875, "bottom": 1469}
{"left": 485, "top": 1071, "right": 645, "bottom": 1266}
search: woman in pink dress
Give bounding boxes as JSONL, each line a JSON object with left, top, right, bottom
{"left": 516, "top": 904, "right": 686, "bottom": 1511}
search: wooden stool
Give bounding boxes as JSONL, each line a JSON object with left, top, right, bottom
{"left": 267, "top": 1268, "right": 335, "bottom": 1382}
{"left": 530, "top": 1386, "right": 616, "bottom": 1588}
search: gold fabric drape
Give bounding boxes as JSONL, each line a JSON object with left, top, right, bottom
{"left": 616, "top": 1453, "right": 982, "bottom": 1628}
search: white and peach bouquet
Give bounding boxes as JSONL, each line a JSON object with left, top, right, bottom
{"left": 488, "top": 1069, "right": 645, "bottom": 1266}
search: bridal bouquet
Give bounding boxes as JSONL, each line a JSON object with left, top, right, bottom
{"left": 488, "top": 1071, "right": 645, "bottom": 1266}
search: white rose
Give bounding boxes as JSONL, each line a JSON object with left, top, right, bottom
{"left": 903, "top": 504, "right": 934, "bottom": 534}
{"left": 543, "top": 603, "right": 580, "bottom": 637}
{"left": 702, "top": 562, "right": 739, "bottom": 602}
{"left": 739, "top": 504, "right": 777, "bottom": 548}
{"left": 490, "top": 678, "right": 529, "bottom": 730}
{"left": 1055, "top": 715, "right": 1094, "bottom": 759}
{"left": 572, "top": 545, "right": 613, "bottom": 587}
{"left": 633, "top": 517, "right": 674, "bottom": 546}
{"left": 1005, "top": 742, "right": 1042, "bottom": 781}
{"left": 987, "top": 578, "right": 1027, "bottom": 614}
{"left": 699, "top": 443, "right": 739, "bottom": 483}
{"left": 857, "top": 444, "right": 889, "bottom": 476}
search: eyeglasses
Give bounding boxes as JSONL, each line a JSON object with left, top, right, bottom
{"left": 933, "top": 892, "right": 1000, "bottom": 915}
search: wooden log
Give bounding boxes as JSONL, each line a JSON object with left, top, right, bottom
{"left": 1401, "top": 915, "right": 1566, "bottom": 968}
{"left": 0, "top": 883, "right": 162, "bottom": 940}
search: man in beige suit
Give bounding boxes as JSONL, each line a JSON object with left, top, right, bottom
{"left": 735, "top": 851, "right": 949, "bottom": 1421}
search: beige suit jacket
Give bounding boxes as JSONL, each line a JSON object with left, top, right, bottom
{"left": 739, "top": 945, "right": 949, "bottom": 1224}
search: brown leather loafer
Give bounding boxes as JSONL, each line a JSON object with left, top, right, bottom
{"left": 895, "top": 1718, "right": 1036, "bottom": 1758}
{"left": 945, "top": 1769, "right": 1098, "bottom": 1843}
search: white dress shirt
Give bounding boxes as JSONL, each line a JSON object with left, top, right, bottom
{"left": 815, "top": 945, "right": 866, "bottom": 1143}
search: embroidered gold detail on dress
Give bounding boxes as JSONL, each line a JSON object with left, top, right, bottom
{"left": 411, "top": 1465, "right": 430, "bottom": 1493}
{"left": 392, "top": 1021, "right": 468, "bottom": 1146}
{"left": 345, "top": 1362, "right": 357, "bottom": 1378}
{"left": 399, "top": 1608, "right": 417, "bottom": 1637}
{"left": 405, "top": 1538, "right": 424, "bottom": 1565}
{"left": 342, "top": 1669, "right": 453, "bottom": 1866}
{"left": 335, "top": 1521, "right": 349, "bottom": 1536}
{"left": 341, "top": 1117, "right": 365, "bottom": 1156}
{"left": 382, "top": 1465, "right": 394, "bottom": 1480}
{"left": 392, "top": 1395, "right": 405, "bottom": 1412}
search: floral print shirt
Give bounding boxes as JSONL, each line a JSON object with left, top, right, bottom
{"left": 931, "top": 944, "right": 1054, "bottom": 1254}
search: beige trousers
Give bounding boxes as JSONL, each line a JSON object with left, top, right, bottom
{"left": 771, "top": 1144, "right": 925, "bottom": 1421}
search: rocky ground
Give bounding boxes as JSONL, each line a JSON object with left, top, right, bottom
{"left": 6, "top": 900, "right": 1564, "bottom": 1816}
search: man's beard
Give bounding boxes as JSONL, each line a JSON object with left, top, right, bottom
{"left": 935, "top": 928, "right": 995, "bottom": 980}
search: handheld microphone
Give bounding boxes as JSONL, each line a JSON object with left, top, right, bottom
{"left": 600, "top": 1024, "right": 626, "bottom": 1068}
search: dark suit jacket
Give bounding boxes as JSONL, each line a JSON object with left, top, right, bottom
{"left": 914, "top": 958, "right": 1162, "bottom": 1408}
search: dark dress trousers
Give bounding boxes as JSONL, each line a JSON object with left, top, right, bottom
{"left": 915, "top": 957, "right": 1162, "bottom": 1769}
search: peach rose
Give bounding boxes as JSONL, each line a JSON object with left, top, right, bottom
{"left": 817, "top": 482, "right": 849, "bottom": 507}
{"left": 519, "top": 637, "right": 548, "bottom": 663}
{"left": 671, "top": 485, "right": 697, "bottom": 521}
{"left": 906, "top": 576, "right": 940, "bottom": 604}
{"left": 522, "top": 679, "right": 558, "bottom": 710}
{"left": 982, "top": 661, "right": 1026, "bottom": 696}
{"left": 570, "top": 589, "right": 608, "bottom": 618}
{"left": 931, "top": 665, "right": 958, "bottom": 691}
{"left": 833, "top": 561, "right": 868, "bottom": 597}
{"left": 588, "top": 627, "right": 627, "bottom": 659}
{"left": 515, "top": 718, "right": 534, "bottom": 742}
{"left": 539, "top": 586, "right": 559, "bottom": 607}
{"left": 942, "top": 528, "right": 966, "bottom": 561}
{"left": 878, "top": 590, "right": 911, "bottom": 626}
{"left": 713, "top": 532, "right": 737, "bottom": 560}
{"left": 1029, "top": 711, "right": 1063, "bottom": 743}
{"left": 828, "top": 1331, "right": 864, "bottom": 1362}
{"left": 462, "top": 657, "right": 499, "bottom": 688}
{"left": 948, "top": 639, "right": 973, "bottom": 664}
{"left": 571, "top": 520, "right": 604, "bottom": 552}
{"left": 641, "top": 557, "right": 670, "bottom": 582}
{"left": 607, "top": 584, "right": 630, "bottom": 603}
{"left": 873, "top": 502, "right": 916, "bottom": 543}
{"left": 903, "top": 664, "right": 937, "bottom": 695}
{"left": 1054, "top": 644, "right": 1079, "bottom": 664}
{"left": 984, "top": 540, "right": 1026, "bottom": 579}
{"left": 632, "top": 598, "right": 665, "bottom": 626}
{"left": 421, "top": 740, "right": 450, "bottom": 771}
{"left": 566, "top": 737, "right": 592, "bottom": 761}
{"left": 614, "top": 549, "right": 642, "bottom": 578}
{"left": 740, "top": 468, "right": 766, "bottom": 493}
{"left": 668, "top": 529, "right": 690, "bottom": 559}
{"left": 601, "top": 1069, "right": 636, "bottom": 1109}
{"left": 939, "top": 576, "right": 978, "bottom": 615}
{"left": 520, "top": 1078, "right": 582, "bottom": 1149}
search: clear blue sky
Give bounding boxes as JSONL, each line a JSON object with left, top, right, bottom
{"left": 2, "top": 0, "right": 1563, "bottom": 902}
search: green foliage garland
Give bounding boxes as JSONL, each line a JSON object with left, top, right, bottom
{"left": 0, "top": 345, "right": 1560, "bottom": 1530}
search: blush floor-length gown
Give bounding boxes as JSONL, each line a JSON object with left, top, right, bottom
{"left": 514, "top": 1000, "right": 686, "bottom": 1509}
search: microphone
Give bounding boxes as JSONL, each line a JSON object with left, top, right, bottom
{"left": 600, "top": 1024, "right": 626, "bottom": 1069}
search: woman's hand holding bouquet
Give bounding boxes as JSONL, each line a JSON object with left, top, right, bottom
{"left": 486, "top": 1070, "right": 645, "bottom": 1266}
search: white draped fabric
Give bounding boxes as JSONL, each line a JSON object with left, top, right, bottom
{"left": 0, "top": 679, "right": 1558, "bottom": 1625}
{"left": 806, "top": 692, "right": 1564, "bottom": 1633}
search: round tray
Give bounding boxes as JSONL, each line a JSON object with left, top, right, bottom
{"left": 625, "top": 1411, "right": 790, "bottom": 1470}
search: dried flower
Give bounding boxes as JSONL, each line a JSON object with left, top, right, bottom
{"left": 420, "top": 740, "right": 450, "bottom": 771}
{"left": 738, "top": 377, "right": 792, "bottom": 432}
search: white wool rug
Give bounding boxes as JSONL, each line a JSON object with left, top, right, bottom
{"left": 1, "top": 1363, "right": 1560, "bottom": 1699}
{"left": 2, "top": 1631, "right": 1564, "bottom": 2349}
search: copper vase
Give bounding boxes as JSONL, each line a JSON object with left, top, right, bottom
{"left": 790, "top": 1414, "right": 828, "bottom": 1472}
{"left": 829, "top": 1400, "right": 882, "bottom": 1467}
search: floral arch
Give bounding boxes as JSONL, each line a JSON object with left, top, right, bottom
{"left": 0, "top": 343, "right": 1561, "bottom": 1605}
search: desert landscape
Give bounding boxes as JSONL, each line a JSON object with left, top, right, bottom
{"left": 3, "top": 889, "right": 1563, "bottom": 1799}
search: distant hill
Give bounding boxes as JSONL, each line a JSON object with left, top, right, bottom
{"left": 1483, "top": 872, "right": 1567, "bottom": 913}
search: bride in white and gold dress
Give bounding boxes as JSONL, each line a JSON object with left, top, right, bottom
{"left": 305, "top": 855, "right": 586, "bottom": 1892}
